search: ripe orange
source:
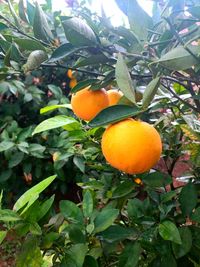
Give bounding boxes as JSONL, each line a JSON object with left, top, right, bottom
{"left": 107, "top": 89, "right": 123, "bottom": 106}
{"left": 101, "top": 118, "right": 162, "bottom": 174}
{"left": 71, "top": 87, "right": 109, "bottom": 121}
{"left": 69, "top": 78, "right": 77, "bottom": 89}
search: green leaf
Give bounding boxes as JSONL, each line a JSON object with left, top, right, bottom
{"left": 18, "top": 0, "right": 29, "bottom": 23}
{"left": 155, "top": 45, "right": 200, "bottom": 70}
{"left": 73, "top": 156, "right": 85, "bottom": 173}
{"left": 49, "top": 43, "right": 79, "bottom": 62}
{"left": 32, "top": 115, "right": 78, "bottom": 135}
{"left": 75, "top": 54, "right": 112, "bottom": 68}
{"left": 116, "top": 54, "right": 136, "bottom": 103}
{"left": 68, "top": 225, "right": 86, "bottom": 243}
{"left": 118, "top": 242, "right": 141, "bottom": 267}
{"left": 29, "top": 222, "right": 42, "bottom": 235}
{"left": 33, "top": 2, "right": 53, "bottom": 42}
{"left": 88, "top": 105, "right": 141, "bottom": 128}
{"left": 179, "top": 182, "right": 198, "bottom": 216}
{"left": 82, "top": 190, "right": 93, "bottom": 218}
{"left": 16, "top": 236, "right": 43, "bottom": 267}
{"left": 40, "top": 104, "right": 72, "bottom": 114}
{"left": 71, "top": 79, "right": 99, "bottom": 93}
{"left": 94, "top": 208, "right": 119, "bottom": 233}
{"left": 159, "top": 221, "right": 182, "bottom": 244}
{"left": 98, "top": 225, "right": 138, "bottom": 243}
{"left": 0, "top": 141, "right": 14, "bottom": 152}
{"left": 37, "top": 195, "right": 55, "bottom": 221}
{"left": 172, "top": 227, "right": 192, "bottom": 259}
{"left": 65, "top": 244, "right": 88, "bottom": 267}
{"left": 0, "top": 209, "right": 22, "bottom": 222}
{"left": 142, "top": 77, "right": 160, "bottom": 108}
{"left": 62, "top": 17, "right": 98, "bottom": 47}
{"left": 0, "top": 231, "right": 7, "bottom": 244}
{"left": 26, "top": 0, "right": 35, "bottom": 25}
{"left": 60, "top": 200, "right": 84, "bottom": 225}
{"left": 127, "top": 199, "right": 144, "bottom": 220}
{"left": 191, "top": 207, "right": 200, "bottom": 223}
{"left": 0, "top": 22, "right": 8, "bottom": 31}
{"left": 14, "top": 38, "right": 46, "bottom": 51}
{"left": 8, "top": 152, "right": 24, "bottom": 168}
{"left": 7, "top": 0, "right": 21, "bottom": 28}
{"left": 13, "top": 175, "right": 56, "bottom": 211}
{"left": 112, "top": 181, "right": 134, "bottom": 199}
{"left": 127, "top": 0, "right": 153, "bottom": 41}
{"left": 142, "top": 172, "right": 172, "bottom": 187}
{"left": 83, "top": 256, "right": 98, "bottom": 267}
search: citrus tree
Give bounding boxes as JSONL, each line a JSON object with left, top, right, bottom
{"left": 0, "top": 0, "right": 200, "bottom": 266}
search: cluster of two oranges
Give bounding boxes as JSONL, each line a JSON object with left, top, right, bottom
{"left": 71, "top": 87, "right": 162, "bottom": 175}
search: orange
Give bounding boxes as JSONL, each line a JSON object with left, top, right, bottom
{"left": 71, "top": 87, "right": 109, "bottom": 121}
{"left": 101, "top": 118, "right": 162, "bottom": 174}
{"left": 69, "top": 78, "right": 77, "bottom": 89}
{"left": 107, "top": 89, "right": 123, "bottom": 106}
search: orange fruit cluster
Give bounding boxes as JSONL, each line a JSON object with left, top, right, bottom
{"left": 67, "top": 69, "right": 77, "bottom": 89}
{"left": 70, "top": 86, "right": 162, "bottom": 175}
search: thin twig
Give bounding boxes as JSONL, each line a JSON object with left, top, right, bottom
{"left": 0, "top": 14, "right": 52, "bottom": 48}
{"left": 161, "top": 81, "right": 199, "bottom": 112}
{"left": 164, "top": 17, "right": 200, "bottom": 62}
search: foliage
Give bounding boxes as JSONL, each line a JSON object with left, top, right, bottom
{"left": 0, "top": 0, "right": 200, "bottom": 266}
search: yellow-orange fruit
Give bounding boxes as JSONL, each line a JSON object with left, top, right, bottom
{"left": 101, "top": 118, "right": 162, "bottom": 174}
{"left": 107, "top": 89, "right": 123, "bottom": 106}
{"left": 71, "top": 87, "right": 109, "bottom": 121}
{"left": 69, "top": 78, "right": 77, "bottom": 89}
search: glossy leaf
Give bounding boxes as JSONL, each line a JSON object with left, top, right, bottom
{"left": 60, "top": 200, "right": 84, "bottom": 225}
{"left": 68, "top": 225, "right": 86, "bottom": 244}
{"left": 118, "top": 242, "right": 141, "bottom": 267}
{"left": 172, "top": 227, "right": 192, "bottom": 258}
{"left": 82, "top": 190, "right": 93, "bottom": 218}
{"left": 88, "top": 105, "right": 141, "bottom": 128}
{"left": 94, "top": 208, "right": 119, "bottom": 233}
{"left": 142, "top": 172, "right": 172, "bottom": 187}
{"left": 0, "top": 141, "right": 14, "bottom": 152}
{"left": 71, "top": 79, "right": 99, "bottom": 93}
{"left": 155, "top": 45, "right": 200, "bottom": 70}
{"left": 32, "top": 115, "right": 79, "bottom": 135}
{"left": 98, "top": 225, "right": 138, "bottom": 243}
{"left": 112, "top": 181, "right": 134, "bottom": 199}
{"left": 14, "top": 38, "right": 46, "bottom": 51}
{"left": 75, "top": 54, "right": 112, "bottom": 68}
{"left": 49, "top": 43, "right": 79, "bottom": 62}
{"left": 73, "top": 156, "right": 85, "bottom": 173}
{"left": 18, "top": 0, "right": 29, "bottom": 23}
{"left": 40, "top": 104, "right": 72, "bottom": 114}
{"left": 159, "top": 221, "right": 182, "bottom": 244}
{"left": 62, "top": 17, "right": 98, "bottom": 46}
{"left": 116, "top": 54, "right": 136, "bottom": 103}
{"left": 0, "top": 209, "right": 22, "bottom": 222}
{"left": 33, "top": 2, "right": 53, "bottom": 42}
{"left": 65, "top": 244, "right": 88, "bottom": 267}
{"left": 127, "top": 0, "right": 153, "bottom": 41}
{"left": 142, "top": 77, "right": 160, "bottom": 108}
{"left": 179, "top": 182, "right": 198, "bottom": 216}
{"left": 13, "top": 175, "right": 56, "bottom": 211}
